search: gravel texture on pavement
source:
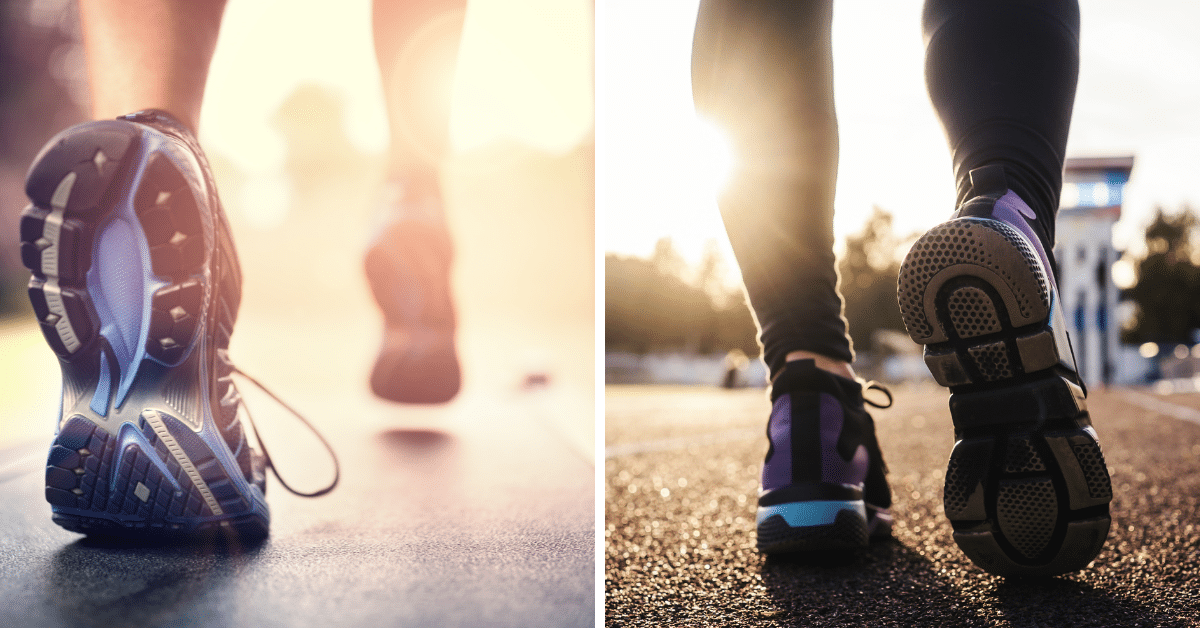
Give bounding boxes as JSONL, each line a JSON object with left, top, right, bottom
{"left": 605, "top": 385, "right": 1200, "bottom": 627}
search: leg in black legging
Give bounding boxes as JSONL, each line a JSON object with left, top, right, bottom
{"left": 692, "top": 0, "right": 1080, "bottom": 381}
{"left": 924, "top": 0, "right": 1081, "bottom": 246}
{"left": 692, "top": 0, "right": 849, "bottom": 381}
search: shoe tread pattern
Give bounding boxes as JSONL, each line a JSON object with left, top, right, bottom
{"left": 20, "top": 122, "right": 208, "bottom": 366}
{"left": 21, "top": 121, "right": 139, "bottom": 358}
{"left": 45, "top": 414, "right": 267, "bottom": 538}
{"left": 899, "top": 219, "right": 1048, "bottom": 344}
{"left": 900, "top": 216, "right": 1111, "bottom": 576}
{"left": 898, "top": 219, "right": 1056, "bottom": 387}
{"left": 757, "top": 509, "right": 869, "bottom": 553}
{"left": 943, "top": 426, "right": 1112, "bottom": 576}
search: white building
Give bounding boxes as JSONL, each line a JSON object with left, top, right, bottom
{"left": 1054, "top": 156, "right": 1150, "bottom": 385}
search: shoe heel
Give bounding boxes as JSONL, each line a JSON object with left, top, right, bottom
{"left": 364, "top": 221, "right": 461, "bottom": 403}
{"left": 45, "top": 413, "right": 268, "bottom": 538}
{"left": 756, "top": 484, "right": 870, "bottom": 553}
{"left": 898, "top": 217, "right": 1067, "bottom": 387}
{"left": 22, "top": 121, "right": 210, "bottom": 371}
{"left": 942, "top": 375, "right": 1112, "bottom": 576}
{"left": 28, "top": 115, "right": 270, "bottom": 540}
{"left": 756, "top": 504, "right": 869, "bottom": 552}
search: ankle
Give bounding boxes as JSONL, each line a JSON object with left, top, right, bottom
{"left": 784, "top": 350, "right": 855, "bottom": 381}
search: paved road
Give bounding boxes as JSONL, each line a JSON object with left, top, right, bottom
{"left": 0, "top": 145, "right": 596, "bottom": 627}
{"left": 605, "top": 384, "right": 1200, "bottom": 627}
{"left": 1, "top": 384, "right": 593, "bottom": 628}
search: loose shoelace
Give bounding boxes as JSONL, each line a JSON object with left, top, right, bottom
{"left": 861, "top": 381, "right": 894, "bottom": 409}
{"left": 233, "top": 366, "right": 340, "bottom": 498}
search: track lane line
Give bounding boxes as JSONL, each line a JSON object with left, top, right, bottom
{"left": 1116, "top": 390, "right": 1200, "bottom": 427}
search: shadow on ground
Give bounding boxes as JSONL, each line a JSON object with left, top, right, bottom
{"left": 759, "top": 539, "right": 1188, "bottom": 627}
{"left": 605, "top": 386, "right": 1200, "bottom": 628}
{"left": 48, "top": 538, "right": 265, "bottom": 628}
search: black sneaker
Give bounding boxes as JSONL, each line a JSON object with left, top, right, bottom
{"left": 756, "top": 359, "right": 893, "bottom": 553}
{"left": 364, "top": 173, "right": 460, "bottom": 404}
{"left": 21, "top": 110, "right": 269, "bottom": 538}
{"left": 897, "top": 164, "right": 1112, "bottom": 576}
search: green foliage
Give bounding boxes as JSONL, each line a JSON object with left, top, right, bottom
{"left": 605, "top": 207, "right": 914, "bottom": 358}
{"left": 838, "top": 207, "right": 910, "bottom": 353}
{"left": 1123, "top": 207, "right": 1200, "bottom": 344}
{"left": 605, "top": 238, "right": 757, "bottom": 355}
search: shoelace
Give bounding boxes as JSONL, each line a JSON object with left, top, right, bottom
{"left": 232, "top": 366, "right": 341, "bottom": 498}
{"left": 861, "top": 381, "right": 894, "bottom": 409}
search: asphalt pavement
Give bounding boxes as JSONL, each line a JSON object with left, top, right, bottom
{"left": 1, "top": 381, "right": 593, "bottom": 628}
{"left": 605, "top": 384, "right": 1200, "bottom": 627}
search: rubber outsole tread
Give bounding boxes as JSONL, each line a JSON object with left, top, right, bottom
{"left": 25, "top": 118, "right": 268, "bottom": 540}
{"left": 20, "top": 124, "right": 211, "bottom": 365}
{"left": 898, "top": 216, "right": 1112, "bottom": 577}
{"left": 757, "top": 509, "right": 870, "bottom": 553}
{"left": 364, "top": 219, "right": 460, "bottom": 404}
{"left": 45, "top": 414, "right": 267, "bottom": 538}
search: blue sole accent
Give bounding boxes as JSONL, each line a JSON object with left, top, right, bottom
{"left": 85, "top": 133, "right": 172, "bottom": 410}
{"left": 108, "top": 421, "right": 183, "bottom": 495}
{"left": 45, "top": 413, "right": 269, "bottom": 538}
{"left": 89, "top": 350, "right": 111, "bottom": 416}
{"left": 756, "top": 500, "right": 866, "bottom": 528}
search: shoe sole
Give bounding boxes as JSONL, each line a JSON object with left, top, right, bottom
{"left": 364, "top": 223, "right": 460, "bottom": 404}
{"left": 756, "top": 495, "right": 892, "bottom": 553}
{"left": 898, "top": 217, "right": 1112, "bottom": 576}
{"left": 21, "top": 120, "right": 268, "bottom": 539}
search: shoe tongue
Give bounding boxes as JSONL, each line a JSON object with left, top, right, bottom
{"left": 769, "top": 359, "right": 862, "bottom": 403}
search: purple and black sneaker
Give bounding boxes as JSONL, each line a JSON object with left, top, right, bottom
{"left": 756, "top": 359, "right": 893, "bottom": 553}
{"left": 898, "top": 164, "right": 1112, "bottom": 576}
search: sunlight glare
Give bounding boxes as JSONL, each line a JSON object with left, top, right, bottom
{"left": 691, "top": 115, "right": 735, "bottom": 196}
{"left": 452, "top": 0, "right": 594, "bottom": 154}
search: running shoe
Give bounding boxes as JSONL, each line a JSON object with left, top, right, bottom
{"left": 365, "top": 174, "right": 460, "bottom": 404}
{"left": 897, "top": 164, "right": 1112, "bottom": 576}
{"left": 756, "top": 359, "right": 893, "bottom": 553}
{"left": 21, "top": 110, "right": 269, "bottom": 538}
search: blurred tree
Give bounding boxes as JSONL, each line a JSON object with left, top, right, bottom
{"left": 1122, "top": 207, "right": 1200, "bottom": 344}
{"left": 273, "top": 84, "right": 373, "bottom": 207}
{"left": 838, "top": 207, "right": 909, "bottom": 353}
{"left": 606, "top": 211, "right": 917, "bottom": 360}
{"left": 605, "top": 238, "right": 756, "bottom": 355}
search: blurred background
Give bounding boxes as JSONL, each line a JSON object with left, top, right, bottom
{"left": 0, "top": 0, "right": 595, "bottom": 456}
{"left": 600, "top": 0, "right": 1200, "bottom": 391}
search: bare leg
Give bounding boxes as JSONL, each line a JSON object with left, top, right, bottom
{"left": 784, "top": 350, "right": 855, "bottom": 381}
{"left": 78, "top": 0, "right": 226, "bottom": 132}
{"left": 372, "top": 0, "right": 467, "bottom": 176}
{"left": 365, "top": 0, "right": 467, "bottom": 404}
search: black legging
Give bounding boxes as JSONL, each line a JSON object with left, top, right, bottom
{"left": 692, "top": 0, "right": 1080, "bottom": 380}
